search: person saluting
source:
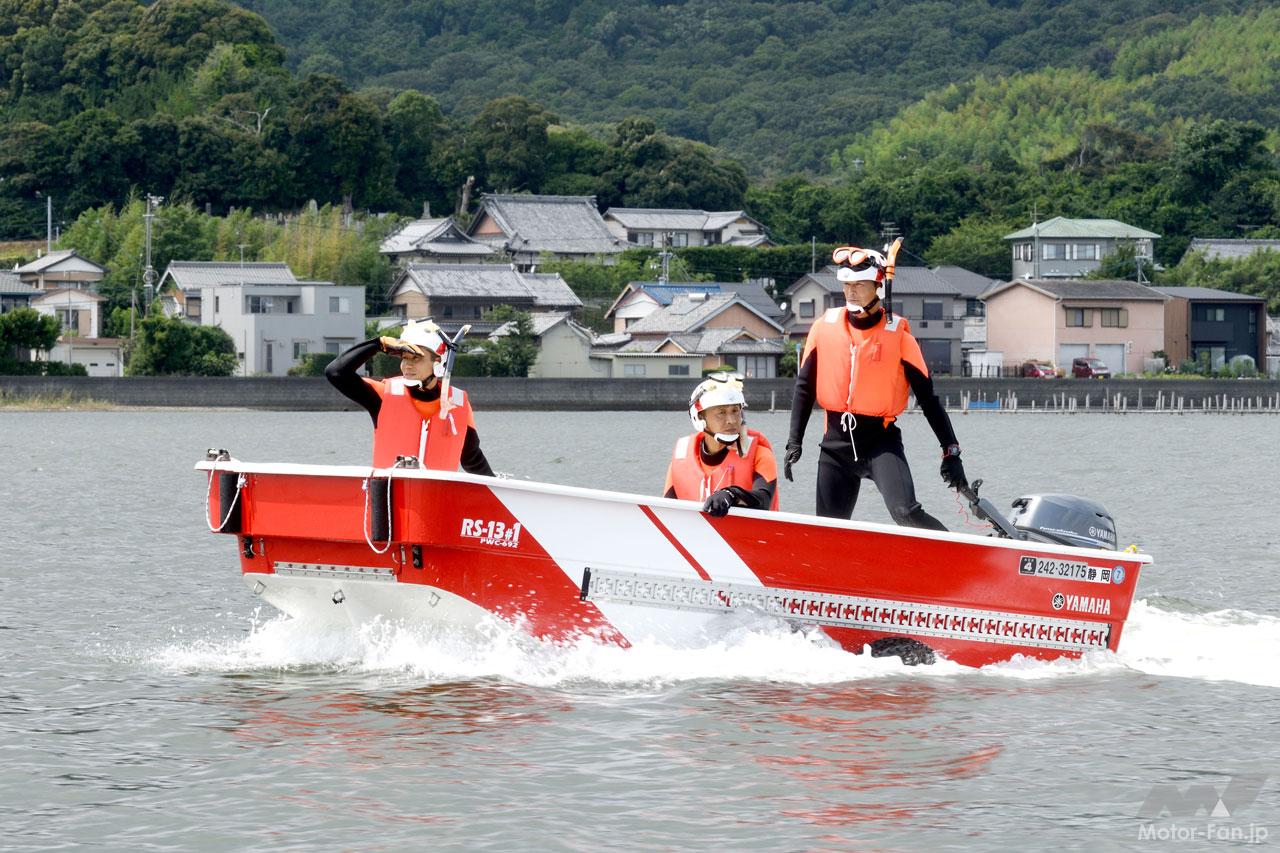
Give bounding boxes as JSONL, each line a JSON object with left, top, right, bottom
{"left": 664, "top": 373, "right": 779, "bottom": 516}
{"left": 784, "top": 244, "right": 966, "bottom": 529}
{"left": 325, "top": 318, "right": 493, "bottom": 475}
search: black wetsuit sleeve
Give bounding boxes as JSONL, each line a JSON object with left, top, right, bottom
{"left": 788, "top": 348, "right": 818, "bottom": 446}
{"left": 461, "top": 426, "right": 494, "bottom": 477}
{"left": 903, "top": 361, "right": 958, "bottom": 449}
{"left": 325, "top": 338, "right": 383, "bottom": 425}
{"left": 727, "top": 474, "right": 776, "bottom": 510}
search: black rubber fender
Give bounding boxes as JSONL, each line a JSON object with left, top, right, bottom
{"left": 869, "top": 636, "right": 936, "bottom": 666}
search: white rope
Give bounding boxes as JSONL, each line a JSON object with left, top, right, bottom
{"left": 205, "top": 462, "right": 246, "bottom": 533}
{"left": 362, "top": 471, "right": 393, "bottom": 555}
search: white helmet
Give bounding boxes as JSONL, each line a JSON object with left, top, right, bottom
{"left": 689, "top": 372, "right": 747, "bottom": 432}
{"left": 398, "top": 318, "right": 450, "bottom": 378}
{"left": 833, "top": 245, "right": 887, "bottom": 283}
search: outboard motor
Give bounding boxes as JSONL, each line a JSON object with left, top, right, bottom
{"left": 960, "top": 481, "right": 1118, "bottom": 551}
{"left": 1007, "top": 494, "right": 1117, "bottom": 550}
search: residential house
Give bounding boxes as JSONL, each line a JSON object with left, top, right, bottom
{"left": 606, "top": 280, "right": 784, "bottom": 333}
{"left": 380, "top": 216, "right": 496, "bottom": 265}
{"left": 602, "top": 292, "right": 786, "bottom": 378}
{"left": 30, "top": 287, "right": 122, "bottom": 376}
{"left": 14, "top": 249, "right": 106, "bottom": 290}
{"left": 1181, "top": 238, "right": 1280, "bottom": 263}
{"left": 158, "top": 261, "right": 298, "bottom": 320}
{"left": 1153, "top": 287, "right": 1267, "bottom": 369}
{"left": 1267, "top": 315, "right": 1279, "bottom": 377}
{"left": 983, "top": 279, "right": 1168, "bottom": 374}
{"left": 467, "top": 194, "right": 627, "bottom": 267}
{"left": 782, "top": 265, "right": 964, "bottom": 374}
{"left": 1, "top": 271, "right": 37, "bottom": 314}
{"left": 931, "top": 265, "right": 1002, "bottom": 369}
{"left": 388, "top": 264, "right": 582, "bottom": 335}
{"left": 159, "top": 261, "right": 364, "bottom": 375}
{"left": 602, "top": 208, "right": 772, "bottom": 248}
{"left": 1004, "top": 217, "right": 1159, "bottom": 279}
{"left": 487, "top": 312, "right": 610, "bottom": 378}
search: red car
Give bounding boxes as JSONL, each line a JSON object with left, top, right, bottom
{"left": 1021, "top": 361, "right": 1056, "bottom": 378}
{"left": 1072, "top": 357, "right": 1112, "bottom": 379}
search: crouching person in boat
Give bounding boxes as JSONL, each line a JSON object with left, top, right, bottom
{"left": 663, "top": 372, "right": 780, "bottom": 516}
{"left": 325, "top": 318, "right": 494, "bottom": 474}
{"left": 784, "top": 245, "right": 966, "bottom": 529}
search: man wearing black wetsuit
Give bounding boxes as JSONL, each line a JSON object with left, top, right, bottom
{"left": 325, "top": 331, "right": 493, "bottom": 476}
{"left": 784, "top": 246, "right": 966, "bottom": 529}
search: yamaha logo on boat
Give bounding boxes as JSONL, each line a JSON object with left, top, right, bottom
{"left": 1052, "top": 593, "right": 1065, "bottom": 610}
{"left": 1018, "top": 555, "right": 1111, "bottom": 584}
{"left": 460, "top": 518, "right": 522, "bottom": 549}
{"left": 1056, "top": 593, "right": 1112, "bottom": 615}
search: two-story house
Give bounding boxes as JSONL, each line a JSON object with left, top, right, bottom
{"left": 30, "top": 287, "right": 124, "bottom": 376}
{"left": 159, "top": 261, "right": 365, "bottom": 375}
{"left": 467, "top": 194, "right": 627, "bottom": 268}
{"left": 1153, "top": 287, "right": 1267, "bottom": 370}
{"left": 1004, "top": 217, "right": 1159, "bottom": 279}
{"left": 602, "top": 208, "right": 772, "bottom": 248}
{"left": 983, "top": 279, "right": 1168, "bottom": 374}
{"left": 782, "top": 265, "right": 964, "bottom": 374}
{"left": 14, "top": 249, "right": 106, "bottom": 290}
{"left": 931, "top": 265, "right": 1002, "bottom": 370}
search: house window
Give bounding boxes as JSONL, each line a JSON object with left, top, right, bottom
{"left": 1065, "top": 307, "right": 1092, "bottom": 327}
{"left": 704, "top": 231, "right": 719, "bottom": 245}
{"left": 285, "top": 299, "right": 295, "bottom": 314}
{"left": 1099, "top": 308, "right": 1128, "bottom": 328}
{"left": 799, "top": 300, "right": 815, "bottom": 319}
{"left": 672, "top": 232, "right": 689, "bottom": 248}
{"left": 923, "top": 301, "right": 943, "bottom": 320}
{"left": 293, "top": 341, "right": 308, "bottom": 359}
{"left": 329, "top": 296, "right": 350, "bottom": 313}
{"left": 442, "top": 305, "right": 454, "bottom": 318}
{"left": 737, "top": 355, "right": 776, "bottom": 379}
{"left": 1013, "top": 243, "right": 1032, "bottom": 262}
{"left": 966, "top": 298, "right": 984, "bottom": 317}
{"left": 623, "top": 363, "right": 647, "bottom": 377}
{"left": 635, "top": 232, "right": 655, "bottom": 247}
{"left": 1070, "top": 243, "right": 1099, "bottom": 260}
{"left": 1197, "top": 306, "right": 1226, "bottom": 322}
{"left": 215, "top": 296, "right": 220, "bottom": 312}
{"left": 668, "top": 364, "right": 690, "bottom": 376}
{"left": 1042, "top": 243, "right": 1066, "bottom": 260}
{"left": 264, "top": 342, "right": 273, "bottom": 373}
{"left": 56, "top": 308, "right": 76, "bottom": 330}
{"left": 247, "top": 295, "right": 273, "bottom": 314}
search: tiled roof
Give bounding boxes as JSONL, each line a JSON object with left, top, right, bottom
{"left": 1153, "top": 286, "right": 1266, "bottom": 302}
{"left": 616, "top": 327, "right": 772, "bottom": 355}
{"left": 14, "top": 249, "right": 105, "bottom": 274}
{"left": 381, "top": 218, "right": 494, "bottom": 257}
{"left": 630, "top": 281, "right": 784, "bottom": 319}
{"left": 988, "top": 278, "right": 1170, "bottom": 301}
{"left": 789, "top": 265, "right": 960, "bottom": 297}
{"left": 397, "top": 263, "right": 582, "bottom": 308}
{"left": 475, "top": 194, "right": 625, "bottom": 255}
{"left": 932, "top": 265, "right": 1002, "bottom": 298}
{"left": 1004, "top": 216, "right": 1159, "bottom": 241}
{"left": 489, "top": 311, "right": 591, "bottom": 340}
{"left": 161, "top": 261, "right": 297, "bottom": 291}
{"left": 0, "top": 271, "right": 36, "bottom": 294}
{"left": 1184, "top": 239, "right": 1280, "bottom": 262}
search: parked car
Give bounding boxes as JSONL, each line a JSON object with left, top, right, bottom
{"left": 1072, "top": 357, "right": 1111, "bottom": 379}
{"left": 1021, "top": 360, "right": 1056, "bottom": 378}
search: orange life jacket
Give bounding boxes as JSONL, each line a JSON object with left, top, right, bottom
{"left": 368, "top": 376, "right": 471, "bottom": 470}
{"left": 664, "top": 428, "right": 780, "bottom": 510}
{"left": 802, "top": 308, "right": 929, "bottom": 421}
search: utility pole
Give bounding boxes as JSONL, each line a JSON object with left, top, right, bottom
{"left": 658, "top": 232, "right": 673, "bottom": 284}
{"left": 1031, "top": 203, "right": 1040, "bottom": 280}
{"left": 238, "top": 243, "right": 249, "bottom": 266}
{"left": 142, "top": 194, "right": 163, "bottom": 310}
{"left": 46, "top": 194, "right": 52, "bottom": 253}
{"left": 879, "top": 220, "right": 900, "bottom": 249}
{"left": 811, "top": 236, "right": 816, "bottom": 274}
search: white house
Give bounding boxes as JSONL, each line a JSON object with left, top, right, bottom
{"left": 602, "top": 209, "right": 772, "bottom": 248}
{"left": 15, "top": 249, "right": 106, "bottom": 290}
{"left": 30, "top": 287, "right": 124, "bottom": 376}
{"left": 1004, "top": 217, "right": 1159, "bottom": 279}
{"left": 380, "top": 217, "right": 496, "bottom": 265}
{"left": 488, "top": 312, "right": 610, "bottom": 378}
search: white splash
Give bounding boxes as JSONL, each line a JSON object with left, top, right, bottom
{"left": 149, "top": 599, "right": 1280, "bottom": 689}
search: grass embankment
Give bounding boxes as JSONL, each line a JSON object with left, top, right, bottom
{"left": 0, "top": 391, "right": 114, "bottom": 410}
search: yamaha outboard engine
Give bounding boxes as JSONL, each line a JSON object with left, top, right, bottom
{"left": 1007, "top": 494, "right": 1117, "bottom": 550}
{"left": 960, "top": 481, "right": 1118, "bottom": 551}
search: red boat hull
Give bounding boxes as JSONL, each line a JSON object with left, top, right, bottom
{"left": 199, "top": 460, "right": 1149, "bottom": 668}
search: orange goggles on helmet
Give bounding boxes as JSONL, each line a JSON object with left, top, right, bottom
{"left": 832, "top": 245, "right": 886, "bottom": 282}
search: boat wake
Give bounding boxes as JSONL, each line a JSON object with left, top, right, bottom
{"left": 148, "top": 599, "right": 1280, "bottom": 689}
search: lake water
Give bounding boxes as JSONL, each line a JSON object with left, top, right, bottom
{"left": 2, "top": 408, "right": 1278, "bottom": 850}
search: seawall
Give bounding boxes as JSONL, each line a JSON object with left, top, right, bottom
{"left": 3, "top": 375, "right": 1280, "bottom": 411}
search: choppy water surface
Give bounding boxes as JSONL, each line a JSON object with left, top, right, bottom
{"left": 2, "top": 408, "right": 1278, "bottom": 850}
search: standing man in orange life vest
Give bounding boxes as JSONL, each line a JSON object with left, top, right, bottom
{"left": 784, "top": 245, "right": 966, "bottom": 529}
{"left": 325, "top": 318, "right": 494, "bottom": 474}
{"left": 664, "top": 373, "right": 779, "bottom": 516}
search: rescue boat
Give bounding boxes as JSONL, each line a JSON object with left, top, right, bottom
{"left": 198, "top": 451, "right": 1150, "bottom": 668}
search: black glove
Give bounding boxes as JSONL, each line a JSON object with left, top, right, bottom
{"left": 702, "top": 488, "right": 737, "bottom": 517}
{"left": 783, "top": 442, "right": 802, "bottom": 482}
{"left": 940, "top": 448, "right": 967, "bottom": 491}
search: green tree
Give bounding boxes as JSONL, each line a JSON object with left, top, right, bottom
{"left": 482, "top": 307, "right": 539, "bottom": 377}
{"left": 472, "top": 96, "right": 555, "bottom": 193}
{"left": 0, "top": 308, "right": 62, "bottom": 355}
{"left": 925, "top": 217, "right": 1016, "bottom": 279}
{"left": 128, "top": 313, "right": 237, "bottom": 375}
